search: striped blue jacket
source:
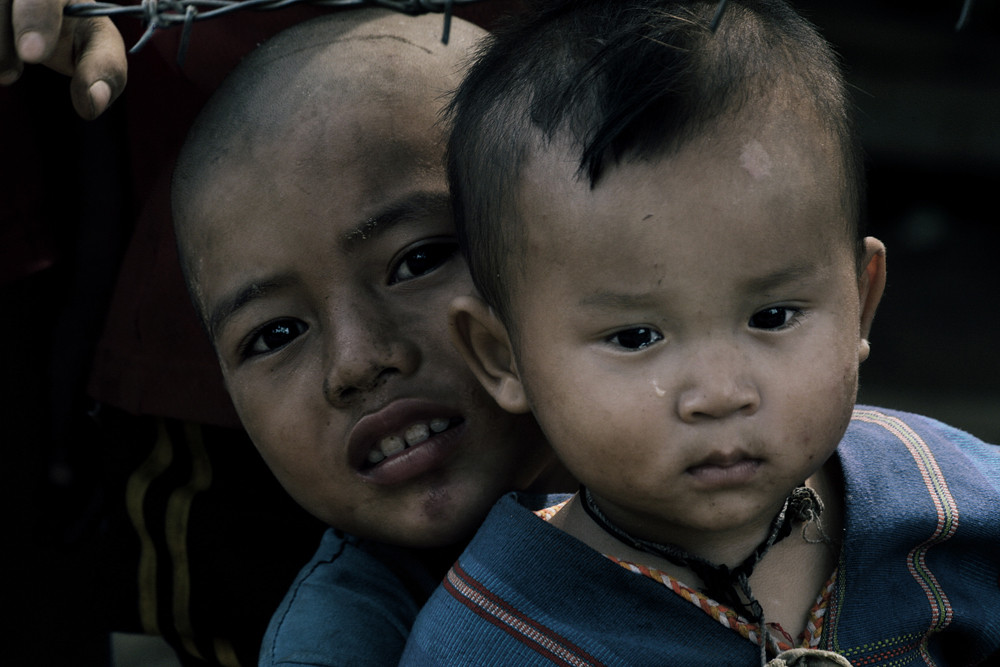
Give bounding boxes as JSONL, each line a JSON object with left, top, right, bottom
{"left": 400, "top": 407, "right": 1000, "bottom": 666}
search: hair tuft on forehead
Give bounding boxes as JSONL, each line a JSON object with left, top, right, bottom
{"left": 446, "top": 0, "right": 866, "bottom": 326}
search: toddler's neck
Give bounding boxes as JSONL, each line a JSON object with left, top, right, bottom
{"left": 549, "top": 459, "right": 843, "bottom": 637}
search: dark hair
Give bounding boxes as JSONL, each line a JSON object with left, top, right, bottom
{"left": 446, "top": 0, "right": 866, "bottom": 325}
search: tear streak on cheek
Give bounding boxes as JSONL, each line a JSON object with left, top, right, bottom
{"left": 740, "top": 139, "right": 773, "bottom": 180}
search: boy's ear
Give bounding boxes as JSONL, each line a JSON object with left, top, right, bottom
{"left": 449, "top": 295, "right": 531, "bottom": 414}
{"left": 856, "top": 237, "right": 887, "bottom": 363}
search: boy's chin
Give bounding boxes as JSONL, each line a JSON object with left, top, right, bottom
{"left": 371, "top": 518, "right": 481, "bottom": 550}
{"left": 351, "top": 502, "right": 492, "bottom": 549}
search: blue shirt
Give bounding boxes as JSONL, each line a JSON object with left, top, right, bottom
{"left": 401, "top": 407, "right": 1000, "bottom": 666}
{"left": 259, "top": 529, "right": 455, "bottom": 666}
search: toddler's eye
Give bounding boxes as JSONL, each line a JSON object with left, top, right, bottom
{"left": 244, "top": 319, "right": 307, "bottom": 357}
{"left": 607, "top": 327, "right": 663, "bottom": 350}
{"left": 389, "top": 241, "right": 458, "bottom": 284}
{"left": 748, "top": 307, "right": 799, "bottom": 330}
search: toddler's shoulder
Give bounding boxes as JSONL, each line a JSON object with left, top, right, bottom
{"left": 849, "top": 404, "right": 996, "bottom": 453}
{"left": 844, "top": 404, "right": 1000, "bottom": 494}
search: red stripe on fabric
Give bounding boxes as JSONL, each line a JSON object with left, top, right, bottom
{"left": 853, "top": 410, "right": 957, "bottom": 636}
{"left": 442, "top": 563, "right": 606, "bottom": 667}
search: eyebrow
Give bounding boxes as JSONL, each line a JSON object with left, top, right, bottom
{"left": 341, "top": 191, "right": 452, "bottom": 251}
{"left": 741, "top": 264, "right": 818, "bottom": 294}
{"left": 207, "top": 191, "right": 452, "bottom": 337}
{"left": 207, "top": 276, "right": 296, "bottom": 338}
{"left": 576, "top": 264, "right": 820, "bottom": 311}
{"left": 578, "top": 291, "right": 660, "bottom": 310}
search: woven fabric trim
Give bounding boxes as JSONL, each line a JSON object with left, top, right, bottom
{"left": 443, "top": 562, "right": 606, "bottom": 667}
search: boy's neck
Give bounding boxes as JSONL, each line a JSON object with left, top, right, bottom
{"left": 550, "top": 457, "right": 843, "bottom": 601}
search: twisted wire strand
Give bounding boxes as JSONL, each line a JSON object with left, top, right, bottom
{"left": 61, "top": 0, "right": 978, "bottom": 72}
{"left": 63, "top": 0, "right": 480, "bottom": 60}
{"left": 59, "top": 0, "right": 727, "bottom": 65}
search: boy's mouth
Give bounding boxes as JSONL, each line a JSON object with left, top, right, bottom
{"left": 362, "top": 416, "right": 464, "bottom": 469}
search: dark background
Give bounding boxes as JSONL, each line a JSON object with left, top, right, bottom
{"left": 801, "top": 0, "right": 999, "bottom": 442}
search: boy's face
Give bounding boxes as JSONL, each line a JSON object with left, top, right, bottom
{"left": 487, "top": 105, "right": 883, "bottom": 549}
{"left": 185, "top": 92, "right": 551, "bottom": 547}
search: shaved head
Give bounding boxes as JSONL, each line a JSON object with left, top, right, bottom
{"left": 173, "top": 8, "right": 485, "bottom": 310}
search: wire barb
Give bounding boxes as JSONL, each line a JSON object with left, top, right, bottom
{"left": 441, "top": 0, "right": 453, "bottom": 43}
{"left": 709, "top": 0, "right": 727, "bottom": 32}
{"left": 955, "top": 0, "right": 975, "bottom": 31}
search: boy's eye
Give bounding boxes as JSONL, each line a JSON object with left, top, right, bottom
{"left": 389, "top": 240, "right": 459, "bottom": 284}
{"left": 607, "top": 327, "right": 664, "bottom": 351}
{"left": 244, "top": 319, "right": 307, "bottom": 357}
{"left": 748, "top": 307, "right": 799, "bottom": 330}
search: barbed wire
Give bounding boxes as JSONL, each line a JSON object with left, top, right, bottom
{"left": 63, "top": 0, "right": 488, "bottom": 63}
{"left": 64, "top": 0, "right": 978, "bottom": 67}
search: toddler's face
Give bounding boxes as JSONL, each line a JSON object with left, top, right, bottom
{"left": 186, "top": 94, "right": 552, "bottom": 547}
{"left": 505, "top": 106, "right": 882, "bottom": 549}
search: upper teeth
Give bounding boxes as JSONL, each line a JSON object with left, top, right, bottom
{"left": 380, "top": 436, "right": 405, "bottom": 457}
{"left": 405, "top": 423, "right": 430, "bottom": 446}
{"left": 366, "top": 418, "right": 454, "bottom": 464}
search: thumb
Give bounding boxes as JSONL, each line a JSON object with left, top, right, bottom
{"left": 68, "top": 15, "right": 126, "bottom": 119}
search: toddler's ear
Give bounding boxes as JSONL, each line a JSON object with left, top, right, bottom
{"left": 449, "top": 296, "right": 531, "bottom": 414}
{"left": 857, "top": 237, "right": 887, "bottom": 362}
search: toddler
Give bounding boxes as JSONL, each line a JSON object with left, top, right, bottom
{"left": 401, "top": 1, "right": 1000, "bottom": 665}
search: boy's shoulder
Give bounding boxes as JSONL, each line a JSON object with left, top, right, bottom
{"left": 260, "top": 528, "right": 448, "bottom": 667}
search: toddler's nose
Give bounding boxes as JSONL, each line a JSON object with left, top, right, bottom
{"left": 675, "top": 345, "right": 759, "bottom": 422}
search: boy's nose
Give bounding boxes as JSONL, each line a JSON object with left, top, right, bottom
{"left": 675, "top": 346, "right": 760, "bottom": 422}
{"left": 321, "top": 314, "right": 420, "bottom": 407}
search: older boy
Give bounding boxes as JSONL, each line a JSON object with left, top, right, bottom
{"left": 401, "top": 1, "right": 1000, "bottom": 665}
{"left": 171, "top": 9, "right": 569, "bottom": 666}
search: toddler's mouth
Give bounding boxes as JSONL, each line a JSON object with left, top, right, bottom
{"left": 362, "top": 416, "right": 464, "bottom": 469}
{"left": 686, "top": 455, "right": 762, "bottom": 487}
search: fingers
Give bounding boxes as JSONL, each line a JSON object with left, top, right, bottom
{"left": 1, "top": 0, "right": 68, "bottom": 84}
{"left": 68, "top": 14, "right": 126, "bottom": 119}
{"left": 0, "top": 0, "right": 127, "bottom": 119}
{"left": 0, "top": 0, "right": 25, "bottom": 83}
{"left": 7, "top": 0, "right": 68, "bottom": 66}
